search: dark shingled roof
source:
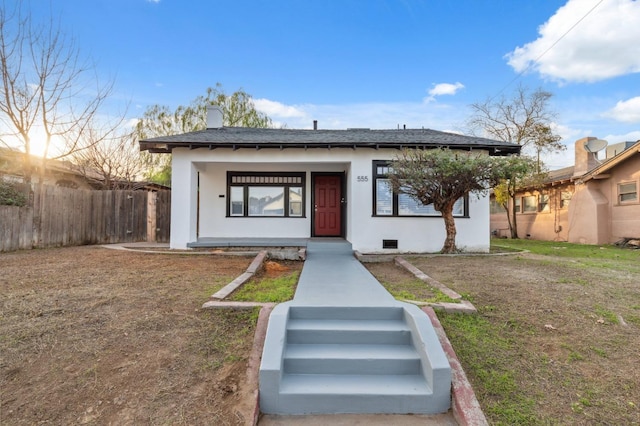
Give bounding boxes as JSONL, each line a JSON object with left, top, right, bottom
{"left": 139, "top": 127, "right": 521, "bottom": 156}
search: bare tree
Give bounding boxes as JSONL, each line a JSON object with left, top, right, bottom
{"left": 0, "top": 1, "right": 116, "bottom": 185}
{"left": 467, "top": 85, "right": 559, "bottom": 150}
{"left": 467, "top": 85, "right": 563, "bottom": 238}
{"left": 72, "top": 127, "right": 144, "bottom": 190}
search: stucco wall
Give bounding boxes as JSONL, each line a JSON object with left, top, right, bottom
{"left": 171, "top": 147, "right": 492, "bottom": 253}
{"left": 490, "top": 188, "right": 571, "bottom": 242}
{"left": 490, "top": 152, "right": 640, "bottom": 245}
{"left": 607, "top": 158, "right": 640, "bottom": 241}
{"left": 567, "top": 182, "right": 610, "bottom": 244}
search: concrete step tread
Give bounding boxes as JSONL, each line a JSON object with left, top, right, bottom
{"left": 280, "top": 373, "right": 432, "bottom": 395}
{"left": 285, "top": 343, "right": 419, "bottom": 360}
{"left": 287, "top": 318, "right": 409, "bottom": 331}
{"left": 289, "top": 306, "right": 405, "bottom": 321}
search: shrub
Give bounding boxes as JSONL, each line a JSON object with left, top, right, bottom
{"left": 0, "top": 181, "right": 28, "bottom": 206}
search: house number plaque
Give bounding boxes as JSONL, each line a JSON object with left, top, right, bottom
{"left": 356, "top": 175, "right": 369, "bottom": 182}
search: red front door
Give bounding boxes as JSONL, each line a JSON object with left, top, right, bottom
{"left": 313, "top": 175, "right": 342, "bottom": 236}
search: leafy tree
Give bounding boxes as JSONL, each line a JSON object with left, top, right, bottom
{"left": 0, "top": 2, "right": 117, "bottom": 185}
{"left": 492, "top": 156, "right": 539, "bottom": 238}
{"left": 135, "top": 83, "right": 272, "bottom": 186}
{"left": 388, "top": 148, "right": 510, "bottom": 254}
{"left": 467, "top": 85, "right": 562, "bottom": 238}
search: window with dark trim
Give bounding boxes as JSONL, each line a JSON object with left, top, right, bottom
{"left": 372, "top": 160, "right": 468, "bottom": 217}
{"left": 227, "top": 172, "right": 305, "bottom": 217}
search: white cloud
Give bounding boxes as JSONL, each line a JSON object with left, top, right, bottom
{"left": 424, "top": 82, "right": 464, "bottom": 102}
{"left": 252, "top": 98, "right": 469, "bottom": 131}
{"left": 506, "top": 0, "right": 640, "bottom": 83}
{"left": 253, "top": 98, "right": 306, "bottom": 119}
{"left": 605, "top": 96, "right": 640, "bottom": 123}
{"left": 603, "top": 130, "right": 640, "bottom": 143}
{"left": 147, "top": 0, "right": 160, "bottom": 3}
{"left": 538, "top": 122, "right": 583, "bottom": 170}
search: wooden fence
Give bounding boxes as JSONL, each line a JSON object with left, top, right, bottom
{"left": 0, "top": 185, "right": 171, "bottom": 252}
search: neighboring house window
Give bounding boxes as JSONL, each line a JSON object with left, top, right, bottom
{"left": 561, "top": 191, "right": 572, "bottom": 209}
{"left": 539, "top": 194, "right": 550, "bottom": 212}
{"left": 522, "top": 195, "right": 537, "bottom": 213}
{"left": 227, "top": 172, "right": 305, "bottom": 217}
{"left": 372, "top": 161, "right": 467, "bottom": 217}
{"left": 514, "top": 197, "right": 521, "bottom": 213}
{"left": 618, "top": 182, "right": 638, "bottom": 204}
{"left": 490, "top": 199, "right": 503, "bottom": 214}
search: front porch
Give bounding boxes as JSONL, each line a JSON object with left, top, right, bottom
{"left": 187, "top": 237, "right": 313, "bottom": 249}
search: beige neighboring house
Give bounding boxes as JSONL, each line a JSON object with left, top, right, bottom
{"left": 0, "top": 147, "right": 168, "bottom": 191}
{"left": 0, "top": 147, "right": 97, "bottom": 189}
{"left": 490, "top": 137, "right": 640, "bottom": 244}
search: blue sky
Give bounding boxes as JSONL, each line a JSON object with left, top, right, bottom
{"left": 27, "top": 0, "right": 640, "bottom": 169}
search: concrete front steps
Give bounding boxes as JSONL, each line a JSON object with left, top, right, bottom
{"left": 259, "top": 304, "right": 451, "bottom": 415}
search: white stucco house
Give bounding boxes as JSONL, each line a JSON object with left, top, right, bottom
{"left": 139, "top": 107, "right": 520, "bottom": 253}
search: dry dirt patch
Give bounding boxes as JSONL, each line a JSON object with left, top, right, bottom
{"left": 1, "top": 246, "right": 258, "bottom": 425}
{"left": 407, "top": 253, "right": 640, "bottom": 424}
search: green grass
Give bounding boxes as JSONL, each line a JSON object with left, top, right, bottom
{"left": 378, "top": 239, "right": 640, "bottom": 424}
{"left": 594, "top": 305, "right": 619, "bottom": 324}
{"left": 492, "top": 238, "right": 640, "bottom": 262}
{"left": 437, "top": 312, "right": 539, "bottom": 424}
{"left": 229, "top": 271, "right": 299, "bottom": 303}
{"left": 371, "top": 269, "right": 460, "bottom": 304}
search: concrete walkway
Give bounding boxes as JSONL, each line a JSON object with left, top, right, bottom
{"left": 259, "top": 239, "right": 458, "bottom": 424}
{"left": 294, "top": 240, "right": 395, "bottom": 305}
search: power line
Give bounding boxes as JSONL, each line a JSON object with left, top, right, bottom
{"left": 491, "top": 0, "right": 606, "bottom": 101}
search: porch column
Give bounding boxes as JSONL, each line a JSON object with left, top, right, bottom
{"left": 170, "top": 155, "right": 198, "bottom": 249}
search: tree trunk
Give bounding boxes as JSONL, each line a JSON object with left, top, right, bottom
{"left": 509, "top": 181, "right": 519, "bottom": 239}
{"left": 440, "top": 205, "right": 457, "bottom": 254}
{"left": 510, "top": 194, "right": 519, "bottom": 239}
{"left": 502, "top": 202, "right": 513, "bottom": 238}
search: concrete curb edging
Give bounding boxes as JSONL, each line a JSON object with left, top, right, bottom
{"left": 423, "top": 307, "right": 489, "bottom": 426}
{"left": 395, "top": 257, "right": 477, "bottom": 314}
{"left": 207, "top": 251, "right": 269, "bottom": 302}
{"left": 248, "top": 304, "right": 275, "bottom": 426}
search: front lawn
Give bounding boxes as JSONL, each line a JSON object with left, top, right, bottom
{"left": 405, "top": 239, "right": 640, "bottom": 424}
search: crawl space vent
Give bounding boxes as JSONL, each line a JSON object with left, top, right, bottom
{"left": 382, "top": 239, "right": 398, "bottom": 249}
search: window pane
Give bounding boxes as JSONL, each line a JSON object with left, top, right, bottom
{"left": 398, "top": 193, "right": 437, "bottom": 215}
{"left": 230, "top": 187, "right": 244, "bottom": 216}
{"left": 452, "top": 198, "right": 464, "bottom": 215}
{"left": 249, "top": 186, "right": 285, "bottom": 216}
{"left": 490, "top": 200, "right": 503, "bottom": 214}
{"left": 619, "top": 182, "right": 637, "bottom": 202}
{"left": 539, "top": 194, "right": 549, "bottom": 212}
{"left": 289, "top": 187, "right": 302, "bottom": 217}
{"left": 522, "top": 195, "right": 537, "bottom": 212}
{"left": 376, "top": 179, "right": 393, "bottom": 215}
{"left": 561, "top": 191, "right": 572, "bottom": 208}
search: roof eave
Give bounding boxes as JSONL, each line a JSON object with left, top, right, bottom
{"left": 580, "top": 141, "right": 640, "bottom": 183}
{"left": 140, "top": 141, "right": 520, "bottom": 156}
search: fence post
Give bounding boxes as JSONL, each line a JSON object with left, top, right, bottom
{"left": 147, "top": 191, "right": 157, "bottom": 242}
